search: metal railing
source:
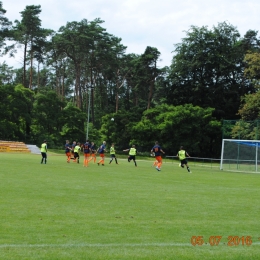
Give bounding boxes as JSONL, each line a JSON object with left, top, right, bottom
{"left": 165, "top": 156, "right": 220, "bottom": 169}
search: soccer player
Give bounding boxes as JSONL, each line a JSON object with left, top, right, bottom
{"left": 71, "top": 141, "right": 76, "bottom": 159}
{"left": 150, "top": 152, "right": 158, "bottom": 167}
{"left": 123, "top": 144, "right": 137, "bottom": 167}
{"left": 73, "top": 142, "right": 81, "bottom": 163}
{"left": 88, "top": 142, "right": 97, "bottom": 163}
{"left": 109, "top": 143, "right": 118, "bottom": 164}
{"left": 65, "top": 140, "right": 71, "bottom": 163}
{"left": 97, "top": 141, "right": 106, "bottom": 166}
{"left": 151, "top": 141, "right": 165, "bottom": 171}
{"left": 177, "top": 146, "right": 191, "bottom": 173}
{"left": 82, "top": 140, "right": 91, "bottom": 167}
{"left": 40, "top": 140, "right": 47, "bottom": 164}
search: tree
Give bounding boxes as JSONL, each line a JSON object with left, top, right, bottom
{"left": 31, "top": 90, "right": 87, "bottom": 145}
{"left": 244, "top": 52, "right": 260, "bottom": 89}
{"left": 59, "top": 103, "right": 86, "bottom": 142}
{"left": 128, "top": 46, "right": 162, "bottom": 110}
{"left": 168, "top": 22, "right": 255, "bottom": 120}
{"left": 0, "top": 84, "right": 33, "bottom": 141}
{"left": 241, "top": 30, "right": 260, "bottom": 52}
{"left": 84, "top": 26, "right": 126, "bottom": 123}
{"left": 52, "top": 18, "right": 127, "bottom": 127}
{"left": 0, "top": 62, "right": 15, "bottom": 84}
{"left": 12, "top": 5, "right": 52, "bottom": 88}
{"left": 31, "top": 90, "right": 65, "bottom": 144}
{"left": 236, "top": 37, "right": 260, "bottom": 122}
{"left": 131, "top": 104, "right": 221, "bottom": 157}
{"left": 99, "top": 111, "right": 140, "bottom": 150}
{"left": 238, "top": 92, "right": 260, "bottom": 121}
{"left": 230, "top": 120, "right": 260, "bottom": 140}
{"left": 220, "top": 32, "right": 260, "bottom": 141}
{"left": 51, "top": 18, "right": 105, "bottom": 109}
{"left": 45, "top": 37, "right": 74, "bottom": 98}
{"left": 0, "top": 84, "right": 18, "bottom": 140}
{"left": 0, "top": 1, "right": 12, "bottom": 55}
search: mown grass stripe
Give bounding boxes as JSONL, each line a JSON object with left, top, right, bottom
{"left": 1, "top": 242, "right": 260, "bottom": 248}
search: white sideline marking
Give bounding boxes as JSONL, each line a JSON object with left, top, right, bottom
{"left": 0, "top": 242, "right": 260, "bottom": 248}
{"left": 0, "top": 243, "right": 190, "bottom": 248}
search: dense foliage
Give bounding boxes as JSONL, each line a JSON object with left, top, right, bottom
{"left": 0, "top": 2, "right": 260, "bottom": 157}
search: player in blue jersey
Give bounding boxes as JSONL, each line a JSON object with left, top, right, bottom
{"left": 97, "top": 141, "right": 106, "bottom": 166}
{"left": 65, "top": 140, "right": 72, "bottom": 163}
{"left": 151, "top": 141, "right": 165, "bottom": 171}
{"left": 82, "top": 140, "right": 91, "bottom": 167}
{"left": 88, "top": 142, "right": 97, "bottom": 164}
{"left": 71, "top": 140, "right": 76, "bottom": 160}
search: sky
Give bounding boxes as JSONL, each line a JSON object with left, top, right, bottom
{"left": 1, "top": 0, "right": 260, "bottom": 68}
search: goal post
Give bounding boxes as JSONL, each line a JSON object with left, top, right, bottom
{"left": 220, "top": 139, "right": 260, "bottom": 172}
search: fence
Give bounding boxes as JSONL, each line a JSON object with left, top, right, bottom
{"left": 165, "top": 156, "right": 220, "bottom": 169}
{"left": 166, "top": 155, "right": 260, "bottom": 173}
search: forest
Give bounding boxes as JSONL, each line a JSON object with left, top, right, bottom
{"left": 0, "top": 2, "right": 260, "bottom": 158}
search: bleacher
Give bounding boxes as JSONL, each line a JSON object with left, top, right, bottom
{"left": 0, "top": 141, "right": 31, "bottom": 153}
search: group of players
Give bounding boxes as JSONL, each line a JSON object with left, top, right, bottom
{"left": 61, "top": 139, "right": 191, "bottom": 172}
{"left": 65, "top": 140, "right": 128, "bottom": 167}
{"left": 40, "top": 139, "right": 191, "bottom": 172}
{"left": 65, "top": 139, "right": 99, "bottom": 166}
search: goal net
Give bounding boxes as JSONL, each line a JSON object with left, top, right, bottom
{"left": 220, "top": 139, "right": 260, "bottom": 172}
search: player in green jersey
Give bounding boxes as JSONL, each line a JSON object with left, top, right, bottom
{"left": 177, "top": 146, "right": 191, "bottom": 173}
{"left": 109, "top": 143, "right": 119, "bottom": 164}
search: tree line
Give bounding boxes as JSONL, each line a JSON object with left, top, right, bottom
{"left": 0, "top": 2, "right": 260, "bottom": 157}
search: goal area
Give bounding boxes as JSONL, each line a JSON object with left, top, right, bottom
{"left": 220, "top": 139, "right": 260, "bottom": 172}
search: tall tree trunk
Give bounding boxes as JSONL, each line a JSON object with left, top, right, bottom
{"left": 147, "top": 79, "right": 155, "bottom": 110}
{"left": 91, "top": 83, "right": 94, "bottom": 125}
{"left": 75, "top": 63, "right": 81, "bottom": 108}
{"left": 56, "top": 67, "right": 59, "bottom": 95}
{"left": 37, "top": 61, "right": 40, "bottom": 90}
{"left": 90, "top": 69, "right": 95, "bottom": 125}
{"left": 79, "top": 80, "right": 83, "bottom": 110}
{"left": 23, "top": 42, "right": 27, "bottom": 87}
{"left": 29, "top": 48, "right": 33, "bottom": 89}
{"left": 61, "top": 69, "right": 65, "bottom": 102}
{"left": 116, "top": 69, "right": 128, "bottom": 113}
{"left": 116, "top": 80, "right": 119, "bottom": 113}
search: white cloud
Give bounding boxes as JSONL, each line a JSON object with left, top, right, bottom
{"left": 1, "top": 0, "right": 260, "bottom": 68}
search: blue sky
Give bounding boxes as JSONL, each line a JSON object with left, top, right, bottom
{"left": 1, "top": 0, "right": 260, "bottom": 68}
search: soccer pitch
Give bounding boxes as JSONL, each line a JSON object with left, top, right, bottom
{"left": 1, "top": 153, "right": 260, "bottom": 260}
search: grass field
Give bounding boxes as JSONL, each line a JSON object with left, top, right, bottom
{"left": 1, "top": 152, "right": 260, "bottom": 260}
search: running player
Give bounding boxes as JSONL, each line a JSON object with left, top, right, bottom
{"left": 40, "top": 140, "right": 47, "bottom": 164}
{"left": 65, "top": 140, "right": 71, "bottom": 163}
{"left": 73, "top": 142, "right": 81, "bottom": 163}
{"left": 97, "top": 141, "right": 106, "bottom": 166}
{"left": 71, "top": 141, "right": 76, "bottom": 160}
{"left": 82, "top": 140, "right": 91, "bottom": 167}
{"left": 177, "top": 146, "right": 191, "bottom": 173}
{"left": 88, "top": 142, "right": 97, "bottom": 163}
{"left": 151, "top": 141, "right": 165, "bottom": 171}
{"left": 109, "top": 143, "right": 119, "bottom": 164}
{"left": 123, "top": 144, "right": 137, "bottom": 167}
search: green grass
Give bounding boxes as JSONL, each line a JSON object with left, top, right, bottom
{"left": 0, "top": 152, "right": 260, "bottom": 259}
